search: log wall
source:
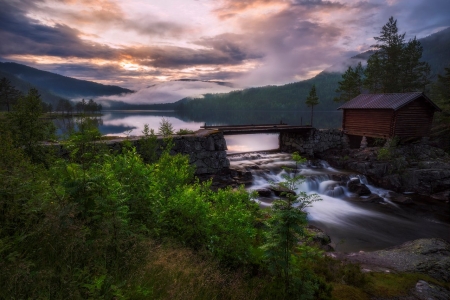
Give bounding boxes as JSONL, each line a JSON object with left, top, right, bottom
{"left": 394, "top": 100, "right": 434, "bottom": 137}
{"left": 342, "top": 109, "right": 394, "bottom": 138}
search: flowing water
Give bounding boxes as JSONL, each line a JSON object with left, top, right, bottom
{"left": 229, "top": 152, "right": 450, "bottom": 252}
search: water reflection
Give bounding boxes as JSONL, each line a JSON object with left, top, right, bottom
{"left": 95, "top": 110, "right": 342, "bottom": 136}
{"left": 225, "top": 134, "right": 279, "bottom": 153}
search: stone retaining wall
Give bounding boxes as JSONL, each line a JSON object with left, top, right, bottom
{"left": 48, "top": 129, "right": 230, "bottom": 175}
{"left": 279, "top": 129, "right": 348, "bottom": 156}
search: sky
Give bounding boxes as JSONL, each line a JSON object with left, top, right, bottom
{"left": 1, "top": 0, "right": 449, "bottom": 91}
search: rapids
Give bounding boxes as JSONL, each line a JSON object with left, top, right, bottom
{"left": 229, "top": 152, "right": 450, "bottom": 252}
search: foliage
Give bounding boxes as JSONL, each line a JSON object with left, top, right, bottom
{"left": 262, "top": 152, "right": 324, "bottom": 298}
{"left": 364, "top": 17, "right": 430, "bottom": 93}
{"left": 176, "top": 128, "right": 195, "bottom": 135}
{"left": 75, "top": 98, "right": 103, "bottom": 114}
{"left": 430, "top": 66, "right": 450, "bottom": 122}
{"left": 6, "top": 88, "right": 56, "bottom": 164}
{"left": 139, "top": 124, "right": 159, "bottom": 163}
{"left": 158, "top": 117, "right": 174, "bottom": 137}
{"left": 0, "top": 76, "right": 21, "bottom": 111}
{"left": 0, "top": 116, "right": 333, "bottom": 299}
{"left": 56, "top": 98, "right": 73, "bottom": 115}
{"left": 377, "top": 147, "right": 392, "bottom": 160}
{"left": 305, "top": 84, "right": 319, "bottom": 126}
{"left": 334, "top": 62, "right": 364, "bottom": 102}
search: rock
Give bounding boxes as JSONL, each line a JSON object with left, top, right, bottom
{"left": 360, "top": 194, "right": 384, "bottom": 203}
{"left": 269, "top": 185, "right": 296, "bottom": 197}
{"left": 391, "top": 194, "right": 413, "bottom": 205}
{"left": 413, "top": 280, "right": 450, "bottom": 300}
{"left": 307, "top": 225, "right": 334, "bottom": 251}
{"left": 338, "top": 238, "right": 450, "bottom": 282}
{"left": 255, "top": 188, "right": 272, "bottom": 197}
{"left": 347, "top": 178, "right": 371, "bottom": 196}
{"left": 431, "top": 191, "right": 450, "bottom": 202}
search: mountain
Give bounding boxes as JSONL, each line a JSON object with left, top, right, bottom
{"left": 0, "top": 62, "right": 133, "bottom": 99}
{"left": 154, "top": 26, "right": 450, "bottom": 113}
{"left": 0, "top": 69, "right": 66, "bottom": 105}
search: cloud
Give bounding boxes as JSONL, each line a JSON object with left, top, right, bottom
{"left": 2, "top": 0, "right": 449, "bottom": 90}
{"left": 99, "top": 80, "right": 236, "bottom": 105}
{"left": 0, "top": 1, "right": 116, "bottom": 59}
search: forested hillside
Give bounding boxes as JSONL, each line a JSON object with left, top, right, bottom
{"left": 162, "top": 27, "right": 450, "bottom": 113}
{"left": 172, "top": 72, "right": 342, "bottom": 112}
{"left": 0, "top": 70, "right": 65, "bottom": 106}
{"left": 0, "top": 62, "right": 133, "bottom": 98}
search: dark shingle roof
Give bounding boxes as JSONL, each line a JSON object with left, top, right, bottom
{"left": 337, "top": 92, "right": 441, "bottom": 111}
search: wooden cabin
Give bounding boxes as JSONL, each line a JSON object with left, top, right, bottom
{"left": 337, "top": 93, "right": 441, "bottom": 138}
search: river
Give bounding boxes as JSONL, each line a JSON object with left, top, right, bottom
{"left": 229, "top": 152, "right": 450, "bottom": 253}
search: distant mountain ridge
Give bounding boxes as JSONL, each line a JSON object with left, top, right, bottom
{"left": 152, "top": 26, "right": 450, "bottom": 113}
{"left": 0, "top": 62, "right": 133, "bottom": 100}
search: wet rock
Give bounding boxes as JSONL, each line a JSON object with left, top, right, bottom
{"left": 431, "top": 190, "right": 450, "bottom": 202}
{"left": 347, "top": 179, "right": 371, "bottom": 196}
{"left": 360, "top": 194, "right": 384, "bottom": 203}
{"left": 255, "top": 188, "right": 272, "bottom": 197}
{"left": 269, "top": 185, "right": 296, "bottom": 197}
{"left": 391, "top": 194, "right": 413, "bottom": 205}
{"left": 320, "top": 144, "right": 450, "bottom": 197}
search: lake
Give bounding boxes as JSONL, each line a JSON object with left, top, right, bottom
{"left": 55, "top": 110, "right": 342, "bottom": 153}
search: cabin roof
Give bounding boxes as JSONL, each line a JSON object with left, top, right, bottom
{"left": 337, "top": 92, "right": 442, "bottom": 111}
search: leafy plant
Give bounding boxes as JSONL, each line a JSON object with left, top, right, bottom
{"left": 262, "top": 152, "right": 323, "bottom": 298}
{"left": 176, "top": 128, "right": 195, "bottom": 135}
{"left": 158, "top": 117, "right": 174, "bottom": 137}
{"left": 139, "top": 124, "right": 159, "bottom": 163}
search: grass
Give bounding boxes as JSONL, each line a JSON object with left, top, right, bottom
{"left": 365, "top": 272, "right": 450, "bottom": 298}
{"left": 124, "top": 242, "right": 266, "bottom": 300}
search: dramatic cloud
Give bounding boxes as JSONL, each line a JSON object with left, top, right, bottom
{"left": 1, "top": 0, "right": 449, "bottom": 92}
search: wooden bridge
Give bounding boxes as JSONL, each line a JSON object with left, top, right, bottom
{"left": 200, "top": 123, "right": 313, "bottom": 135}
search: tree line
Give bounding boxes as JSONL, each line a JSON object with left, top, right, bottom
{"left": 0, "top": 77, "right": 102, "bottom": 116}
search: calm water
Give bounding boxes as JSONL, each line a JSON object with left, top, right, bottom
{"left": 54, "top": 110, "right": 342, "bottom": 152}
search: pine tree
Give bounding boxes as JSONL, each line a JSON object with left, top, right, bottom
{"left": 364, "top": 17, "right": 430, "bottom": 93}
{"left": 0, "top": 77, "right": 21, "bottom": 111}
{"left": 400, "top": 37, "right": 430, "bottom": 92}
{"left": 305, "top": 85, "right": 319, "bottom": 126}
{"left": 431, "top": 66, "right": 450, "bottom": 122}
{"left": 334, "top": 62, "right": 364, "bottom": 102}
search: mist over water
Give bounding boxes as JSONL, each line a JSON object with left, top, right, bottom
{"left": 229, "top": 152, "right": 450, "bottom": 252}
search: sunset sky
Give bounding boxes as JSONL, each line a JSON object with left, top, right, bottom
{"left": 1, "top": 0, "right": 449, "bottom": 89}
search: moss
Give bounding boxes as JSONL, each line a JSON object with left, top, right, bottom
{"left": 366, "top": 272, "right": 450, "bottom": 298}
{"left": 332, "top": 284, "right": 369, "bottom": 300}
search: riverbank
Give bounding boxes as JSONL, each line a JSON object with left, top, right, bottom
{"left": 318, "top": 143, "right": 450, "bottom": 201}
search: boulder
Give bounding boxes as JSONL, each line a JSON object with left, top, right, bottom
{"left": 338, "top": 238, "right": 450, "bottom": 282}
{"left": 413, "top": 280, "right": 450, "bottom": 300}
{"left": 269, "top": 185, "right": 296, "bottom": 197}
{"left": 347, "top": 178, "right": 371, "bottom": 196}
{"left": 360, "top": 194, "right": 384, "bottom": 203}
{"left": 255, "top": 188, "right": 272, "bottom": 197}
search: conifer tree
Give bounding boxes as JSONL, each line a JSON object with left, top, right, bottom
{"left": 431, "top": 66, "right": 450, "bottom": 122}
{"left": 334, "top": 62, "right": 364, "bottom": 102}
{"left": 364, "top": 17, "right": 430, "bottom": 93}
{"left": 0, "top": 77, "right": 21, "bottom": 111}
{"left": 305, "top": 85, "right": 319, "bottom": 126}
